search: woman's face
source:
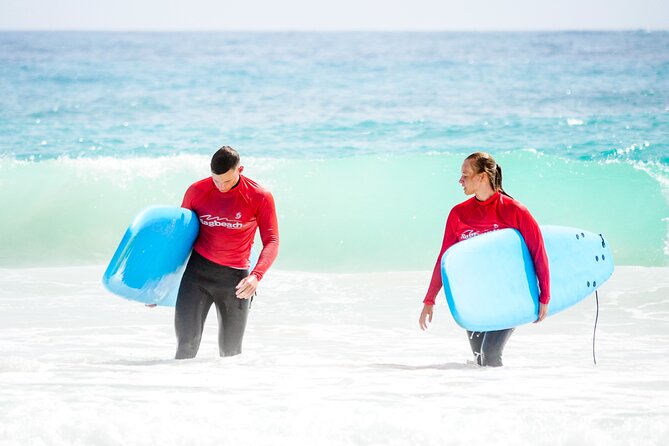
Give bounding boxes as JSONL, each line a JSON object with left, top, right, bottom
{"left": 459, "top": 160, "right": 486, "bottom": 195}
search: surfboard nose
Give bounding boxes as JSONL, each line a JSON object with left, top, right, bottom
{"left": 102, "top": 206, "right": 200, "bottom": 306}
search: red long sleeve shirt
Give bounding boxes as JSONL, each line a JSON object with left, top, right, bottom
{"left": 424, "top": 192, "right": 550, "bottom": 306}
{"left": 181, "top": 175, "right": 279, "bottom": 281}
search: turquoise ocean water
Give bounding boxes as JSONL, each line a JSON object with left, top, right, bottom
{"left": 0, "top": 31, "right": 668, "bottom": 269}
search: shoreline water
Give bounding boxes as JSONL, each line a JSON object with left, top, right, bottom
{"left": 1, "top": 265, "right": 667, "bottom": 445}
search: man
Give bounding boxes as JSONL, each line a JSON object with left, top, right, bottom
{"left": 174, "top": 146, "right": 279, "bottom": 359}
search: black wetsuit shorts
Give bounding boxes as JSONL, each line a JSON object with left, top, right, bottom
{"left": 174, "top": 250, "right": 251, "bottom": 359}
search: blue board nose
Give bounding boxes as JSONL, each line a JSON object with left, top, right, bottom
{"left": 102, "top": 206, "right": 200, "bottom": 306}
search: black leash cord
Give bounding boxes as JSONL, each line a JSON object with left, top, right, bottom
{"left": 593, "top": 290, "right": 599, "bottom": 365}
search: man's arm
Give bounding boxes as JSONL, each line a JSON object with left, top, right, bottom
{"left": 235, "top": 192, "right": 279, "bottom": 299}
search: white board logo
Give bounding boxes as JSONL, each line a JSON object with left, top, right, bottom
{"left": 199, "top": 214, "right": 243, "bottom": 229}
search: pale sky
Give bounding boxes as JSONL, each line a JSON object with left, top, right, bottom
{"left": 0, "top": 0, "right": 667, "bottom": 31}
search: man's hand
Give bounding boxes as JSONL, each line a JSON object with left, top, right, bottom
{"left": 236, "top": 275, "right": 258, "bottom": 299}
{"left": 534, "top": 303, "right": 549, "bottom": 323}
{"left": 419, "top": 304, "right": 434, "bottom": 331}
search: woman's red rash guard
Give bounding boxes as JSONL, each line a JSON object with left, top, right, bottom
{"left": 181, "top": 175, "right": 279, "bottom": 281}
{"left": 423, "top": 192, "right": 550, "bottom": 306}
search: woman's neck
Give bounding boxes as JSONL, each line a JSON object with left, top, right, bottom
{"left": 475, "top": 187, "right": 496, "bottom": 202}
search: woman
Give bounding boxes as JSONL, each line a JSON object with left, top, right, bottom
{"left": 419, "top": 152, "right": 550, "bottom": 367}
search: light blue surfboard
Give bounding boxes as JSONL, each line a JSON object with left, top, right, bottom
{"left": 440, "top": 225, "right": 614, "bottom": 331}
{"left": 103, "top": 206, "right": 199, "bottom": 307}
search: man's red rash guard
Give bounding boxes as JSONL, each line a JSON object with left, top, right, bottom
{"left": 423, "top": 192, "right": 550, "bottom": 306}
{"left": 181, "top": 175, "right": 279, "bottom": 282}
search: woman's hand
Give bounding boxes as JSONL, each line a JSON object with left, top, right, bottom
{"left": 534, "top": 303, "right": 549, "bottom": 323}
{"left": 419, "top": 304, "right": 434, "bottom": 330}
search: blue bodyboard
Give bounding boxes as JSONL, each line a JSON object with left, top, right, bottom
{"left": 441, "top": 226, "right": 614, "bottom": 331}
{"left": 103, "top": 206, "right": 199, "bottom": 307}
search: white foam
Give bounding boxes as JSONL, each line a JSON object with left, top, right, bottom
{"left": 1, "top": 265, "right": 668, "bottom": 445}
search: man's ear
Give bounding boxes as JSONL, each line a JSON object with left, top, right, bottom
{"left": 238, "top": 165, "right": 245, "bottom": 174}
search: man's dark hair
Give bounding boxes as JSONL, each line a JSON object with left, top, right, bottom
{"left": 210, "top": 146, "right": 240, "bottom": 174}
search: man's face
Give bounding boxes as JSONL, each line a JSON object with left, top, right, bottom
{"left": 212, "top": 165, "right": 243, "bottom": 193}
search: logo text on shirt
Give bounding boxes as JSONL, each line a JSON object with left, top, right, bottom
{"left": 199, "top": 214, "right": 243, "bottom": 229}
{"left": 460, "top": 224, "right": 500, "bottom": 241}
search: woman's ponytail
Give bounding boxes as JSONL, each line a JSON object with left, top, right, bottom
{"left": 495, "top": 164, "right": 511, "bottom": 198}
